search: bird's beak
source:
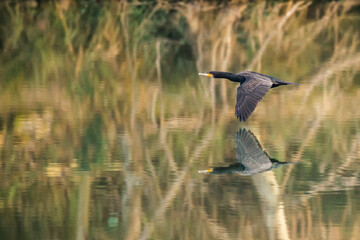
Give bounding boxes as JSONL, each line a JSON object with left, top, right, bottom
{"left": 198, "top": 73, "right": 213, "bottom": 77}
{"left": 198, "top": 168, "right": 213, "bottom": 174}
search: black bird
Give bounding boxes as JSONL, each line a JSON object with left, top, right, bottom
{"left": 198, "top": 128, "right": 295, "bottom": 175}
{"left": 199, "top": 71, "right": 298, "bottom": 121}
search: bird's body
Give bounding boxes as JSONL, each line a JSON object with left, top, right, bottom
{"left": 198, "top": 128, "right": 295, "bottom": 175}
{"left": 199, "top": 71, "right": 298, "bottom": 121}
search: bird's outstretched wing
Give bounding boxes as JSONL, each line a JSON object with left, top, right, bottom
{"left": 235, "top": 78, "right": 272, "bottom": 121}
{"left": 236, "top": 129, "right": 272, "bottom": 173}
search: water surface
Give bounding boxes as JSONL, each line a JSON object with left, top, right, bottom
{"left": 0, "top": 1, "right": 360, "bottom": 239}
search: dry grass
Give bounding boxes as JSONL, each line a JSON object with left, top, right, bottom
{"left": 0, "top": 1, "right": 359, "bottom": 239}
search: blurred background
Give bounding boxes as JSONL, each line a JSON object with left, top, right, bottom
{"left": 0, "top": 0, "right": 360, "bottom": 239}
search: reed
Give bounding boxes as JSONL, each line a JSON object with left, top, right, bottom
{"left": 0, "top": 1, "right": 359, "bottom": 239}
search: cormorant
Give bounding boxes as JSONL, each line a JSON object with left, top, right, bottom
{"left": 198, "top": 128, "right": 295, "bottom": 175}
{"left": 199, "top": 71, "right": 298, "bottom": 122}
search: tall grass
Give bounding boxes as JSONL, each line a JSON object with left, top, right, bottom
{"left": 0, "top": 1, "right": 359, "bottom": 239}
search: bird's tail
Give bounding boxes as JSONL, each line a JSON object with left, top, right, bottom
{"left": 279, "top": 81, "right": 299, "bottom": 85}
{"left": 272, "top": 81, "right": 299, "bottom": 88}
{"left": 270, "top": 158, "right": 298, "bottom": 166}
{"left": 278, "top": 161, "right": 298, "bottom": 165}
{"left": 286, "top": 82, "right": 299, "bottom": 85}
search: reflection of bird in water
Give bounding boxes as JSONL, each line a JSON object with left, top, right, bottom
{"left": 199, "top": 129, "right": 295, "bottom": 175}
{"left": 199, "top": 71, "right": 298, "bottom": 122}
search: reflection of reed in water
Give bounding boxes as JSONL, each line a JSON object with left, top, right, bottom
{"left": 0, "top": 1, "right": 360, "bottom": 240}
{"left": 199, "top": 128, "right": 295, "bottom": 175}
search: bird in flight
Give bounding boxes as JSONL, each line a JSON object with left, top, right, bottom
{"left": 198, "top": 128, "right": 296, "bottom": 175}
{"left": 199, "top": 71, "right": 298, "bottom": 122}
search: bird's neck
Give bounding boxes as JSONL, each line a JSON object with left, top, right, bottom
{"left": 214, "top": 72, "right": 243, "bottom": 83}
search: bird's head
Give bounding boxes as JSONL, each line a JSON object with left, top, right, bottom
{"left": 198, "top": 168, "right": 213, "bottom": 174}
{"left": 199, "top": 71, "right": 237, "bottom": 80}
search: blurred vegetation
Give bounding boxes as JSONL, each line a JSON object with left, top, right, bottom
{"left": 0, "top": 0, "right": 360, "bottom": 239}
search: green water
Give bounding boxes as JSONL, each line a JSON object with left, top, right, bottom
{"left": 0, "top": 1, "right": 360, "bottom": 239}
